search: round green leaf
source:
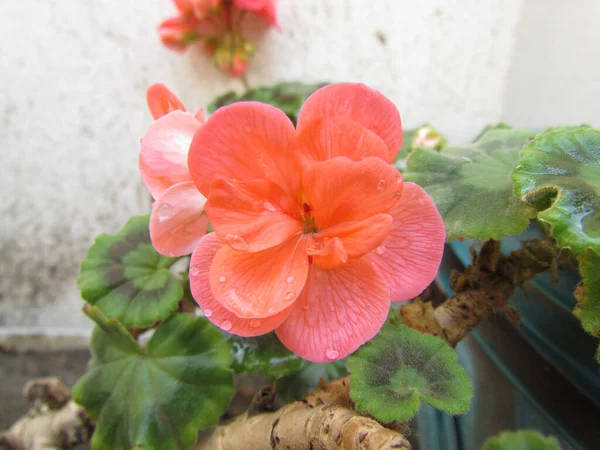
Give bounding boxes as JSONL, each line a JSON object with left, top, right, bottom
{"left": 207, "top": 82, "right": 328, "bottom": 124}
{"left": 73, "top": 306, "right": 234, "bottom": 450}
{"left": 482, "top": 430, "right": 561, "bottom": 450}
{"left": 404, "top": 129, "right": 537, "bottom": 241}
{"left": 77, "top": 215, "right": 183, "bottom": 328}
{"left": 348, "top": 324, "right": 473, "bottom": 422}
{"left": 227, "top": 333, "right": 303, "bottom": 380}
{"left": 513, "top": 127, "right": 600, "bottom": 254}
{"left": 574, "top": 250, "right": 600, "bottom": 336}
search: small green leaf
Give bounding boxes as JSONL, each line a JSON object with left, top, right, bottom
{"left": 574, "top": 250, "right": 600, "bottom": 336}
{"left": 482, "top": 430, "right": 561, "bottom": 450}
{"left": 77, "top": 215, "right": 183, "bottom": 328}
{"left": 513, "top": 127, "right": 600, "bottom": 254}
{"left": 207, "top": 82, "right": 328, "bottom": 124}
{"left": 404, "top": 129, "right": 537, "bottom": 241}
{"left": 277, "top": 359, "right": 349, "bottom": 401}
{"left": 73, "top": 306, "right": 234, "bottom": 450}
{"left": 228, "top": 333, "right": 303, "bottom": 380}
{"left": 348, "top": 324, "right": 473, "bottom": 422}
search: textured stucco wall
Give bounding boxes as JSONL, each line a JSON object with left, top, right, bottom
{"left": 1, "top": 0, "right": 525, "bottom": 332}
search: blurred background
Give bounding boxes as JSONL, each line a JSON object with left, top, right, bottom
{"left": 1, "top": 0, "right": 600, "bottom": 344}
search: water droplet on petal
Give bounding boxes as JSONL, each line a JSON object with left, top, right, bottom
{"left": 394, "top": 191, "right": 402, "bottom": 199}
{"left": 268, "top": 307, "right": 276, "bottom": 314}
{"left": 325, "top": 348, "right": 339, "bottom": 360}
{"left": 396, "top": 175, "right": 402, "bottom": 184}
{"left": 303, "top": 303, "right": 309, "bottom": 310}
{"left": 218, "top": 275, "right": 227, "bottom": 283}
{"left": 376, "top": 246, "right": 386, "bottom": 255}
{"left": 221, "top": 320, "right": 232, "bottom": 331}
{"left": 157, "top": 203, "right": 174, "bottom": 222}
{"left": 286, "top": 275, "right": 295, "bottom": 283}
{"left": 203, "top": 309, "right": 213, "bottom": 318}
{"left": 190, "top": 266, "right": 202, "bottom": 276}
{"left": 285, "top": 292, "right": 295, "bottom": 302}
{"left": 226, "top": 234, "right": 250, "bottom": 250}
{"left": 377, "top": 179, "right": 387, "bottom": 190}
{"left": 249, "top": 319, "right": 261, "bottom": 328}
{"left": 263, "top": 202, "right": 278, "bottom": 212}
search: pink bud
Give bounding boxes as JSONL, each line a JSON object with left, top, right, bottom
{"left": 158, "top": 15, "right": 201, "bottom": 52}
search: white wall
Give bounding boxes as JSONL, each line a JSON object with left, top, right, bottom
{"left": 0, "top": 0, "right": 534, "bottom": 332}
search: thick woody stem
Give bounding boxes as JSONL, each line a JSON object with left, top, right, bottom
{"left": 194, "top": 376, "right": 409, "bottom": 450}
{"left": 401, "top": 238, "right": 568, "bottom": 346}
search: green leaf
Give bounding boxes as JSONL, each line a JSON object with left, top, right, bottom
{"left": 73, "top": 306, "right": 234, "bottom": 450}
{"left": 207, "top": 82, "right": 328, "bottom": 124}
{"left": 404, "top": 129, "right": 537, "bottom": 241}
{"left": 348, "top": 324, "right": 473, "bottom": 422}
{"left": 574, "top": 250, "right": 600, "bottom": 336}
{"left": 77, "top": 215, "right": 183, "bottom": 328}
{"left": 277, "top": 359, "right": 349, "bottom": 401}
{"left": 228, "top": 333, "right": 303, "bottom": 380}
{"left": 513, "top": 127, "right": 600, "bottom": 254}
{"left": 482, "top": 430, "right": 561, "bottom": 450}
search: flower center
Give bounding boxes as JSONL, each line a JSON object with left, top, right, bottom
{"left": 302, "top": 202, "right": 318, "bottom": 234}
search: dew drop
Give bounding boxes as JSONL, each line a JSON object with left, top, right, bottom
{"left": 376, "top": 246, "right": 386, "bottom": 255}
{"left": 226, "top": 234, "right": 250, "bottom": 250}
{"left": 221, "top": 320, "right": 232, "bottom": 331}
{"left": 377, "top": 179, "right": 387, "bottom": 190}
{"left": 263, "top": 202, "right": 278, "bottom": 212}
{"left": 286, "top": 275, "right": 295, "bottom": 283}
{"left": 190, "top": 266, "right": 202, "bottom": 276}
{"left": 268, "top": 307, "right": 276, "bottom": 314}
{"left": 249, "top": 319, "right": 261, "bottom": 328}
{"left": 394, "top": 191, "right": 402, "bottom": 199}
{"left": 157, "top": 203, "right": 174, "bottom": 222}
{"left": 203, "top": 309, "right": 213, "bottom": 318}
{"left": 396, "top": 175, "right": 402, "bottom": 184}
{"left": 218, "top": 275, "right": 227, "bottom": 283}
{"left": 285, "top": 292, "right": 295, "bottom": 302}
{"left": 325, "top": 348, "right": 339, "bottom": 360}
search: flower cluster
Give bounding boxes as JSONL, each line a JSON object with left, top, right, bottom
{"left": 159, "top": 0, "right": 278, "bottom": 77}
{"left": 140, "top": 83, "right": 446, "bottom": 362}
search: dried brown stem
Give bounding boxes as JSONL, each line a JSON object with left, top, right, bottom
{"left": 0, "top": 379, "right": 91, "bottom": 450}
{"left": 402, "top": 238, "right": 568, "bottom": 346}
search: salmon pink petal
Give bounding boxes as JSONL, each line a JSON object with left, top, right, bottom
{"left": 174, "top": 0, "right": 194, "bottom": 13}
{"left": 297, "top": 83, "right": 402, "bottom": 162}
{"left": 188, "top": 102, "right": 298, "bottom": 198}
{"left": 367, "top": 182, "right": 446, "bottom": 301}
{"left": 206, "top": 179, "right": 302, "bottom": 252}
{"left": 307, "top": 237, "right": 348, "bottom": 270}
{"left": 295, "top": 117, "right": 389, "bottom": 169}
{"left": 146, "top": 83, "right": 187, "bottom": 120}
{"left": 210, "top": 235, "right": 309, "bottom": 318}
{"left": 190, "top": 234, "right": 292, "bottom": 336}
{"left": 276, "top": 259, "right": 390, "bottom": 362}
{"left": 139, "top": 110, "right": 199, "bottom": 199}
{"left": 302, "top": 157, "right": 403, "bottom": 229}
{"left": 315, "top": 214, "right": 392, "bottom": 259}
{"left": 149, "top": 181, "right": 209, "bottom": 257}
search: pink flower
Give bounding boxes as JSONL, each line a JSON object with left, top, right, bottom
{"left": 179, "top": 83, "right": 446, "bottom": 362}
{"left": 140, "top": 84, "right": 209, "bottom": 256}
{"left": 158, "top": 15, "right": 202, "bottom": 53}
{"left": 234, "top": 0, "right": 278, "bottom": 28}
